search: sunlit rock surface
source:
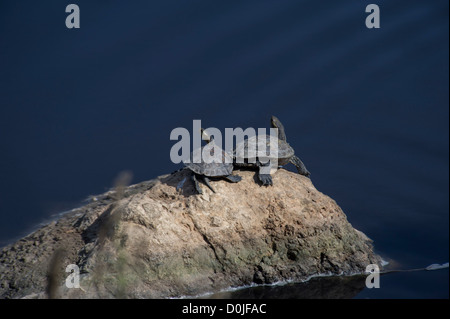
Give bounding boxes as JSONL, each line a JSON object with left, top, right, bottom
{"left": 0, "top": 169, "right": 381, "bottom": 299}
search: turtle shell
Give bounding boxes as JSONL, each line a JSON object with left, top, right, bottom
{"left": 234, "top": 135, "right": 294, "bottom": 166}
{"left": 184, "top": 143, "right": 234, "bottom": 177}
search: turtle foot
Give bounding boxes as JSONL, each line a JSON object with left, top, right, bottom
{"left": 225, "top": 175, "right": 242, "bottom": 183}
{"left": 258, "top": 174, "right": 273, "bottom": 186}
{"left": 191, "top": 174, "right": 203, "bottom": 194}
{"left": 201, "top": 176, "right": 216, "bottom": 193}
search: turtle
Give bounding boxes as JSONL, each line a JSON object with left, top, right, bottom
{"left": 233, "top": 115, "right": 310, "bottom": 186}
{"left": 183, "top": 129, "right": 242, "bottom": 194}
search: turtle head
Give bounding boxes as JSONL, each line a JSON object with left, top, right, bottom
{"left": 270, "top": 115, "right": 287, "bottom": 141}
{"left": 200, "top": 128, "right": 213, "bottom": 143}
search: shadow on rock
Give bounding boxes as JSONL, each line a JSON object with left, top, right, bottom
{"left": 159, "top": 169, "right": 198, "bottom": 197}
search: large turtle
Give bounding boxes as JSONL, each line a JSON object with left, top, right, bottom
{"left": 183, "top": 129, "right": 242, "bottom": 194}
{"left": 233, "top": 115, "right": 310, "bottom": 186}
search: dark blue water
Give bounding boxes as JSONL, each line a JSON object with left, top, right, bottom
{"left": 0, "top": 1, "right": 448, "bottom": 298}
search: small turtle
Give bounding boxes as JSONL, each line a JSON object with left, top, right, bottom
{"left": 183, "top": 129, "right": 242, "bottom": 194}
{"left": 233, "top": 115, "right": 310, "bottom": 186}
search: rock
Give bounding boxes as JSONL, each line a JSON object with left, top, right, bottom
{"left": 0, "top": 169, "right": 382, "bottom": 299}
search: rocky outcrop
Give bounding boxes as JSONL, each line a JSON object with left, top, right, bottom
{"left": 0, "top": 169, "right": 381, "bottom": 299}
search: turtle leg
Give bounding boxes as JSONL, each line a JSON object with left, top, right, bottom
{"left": 224, "top": 175, "right": 242, "bottom": 183}
{"left": 191, "top": 174, "right": 203, "bottom": 194}
{"left": 257, "top": 160, "right": 274, "bottom": 186}
{"left": 290, "top": 155, "right": 311, "bottom": 177}
{"left": 176, "top": 177, "right": 187, "bottom": 192}
{"left": 200, "top": 176, "right": 216, "bottom": 193}
{"left": 258, "top": 172, "right": 273, "bottom": 186}
{"left": 257, "top": 162, "right": 272, "bottom": 186}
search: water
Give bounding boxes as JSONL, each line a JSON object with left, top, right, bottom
{"left": 0, "top": 0, "right": 448, "bottom": 298}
